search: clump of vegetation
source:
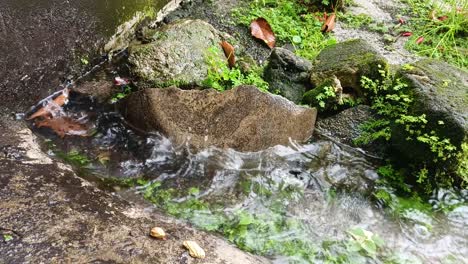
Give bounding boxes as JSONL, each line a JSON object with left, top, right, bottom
{"left": 203, "top": 46, "right": 269, "bottom": 92}
{"left": 232, "top": 0, "right": 336, "bottom": 60}
{"left": 355, "top": 66, "right": 463, "bottom": 192}
{"left": 401, "top": 0, "right": 468, "bottom": 69}
{"left": 338, "top": 13, "right": 373, "bottom": 29}
{"left": 110, "top": 84, "right": 133, "bottom": 103}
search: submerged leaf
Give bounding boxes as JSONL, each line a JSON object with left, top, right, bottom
{"left": 220, "top": 41, "right": 236, "bottom": 68}
{"left": 321, "top": 13, "right": 336, "bottom": 33}
{"left": 35, "top": 116, "right": 88, "bottom": 138}
{"left": 250, "top": 18, "right": 276, "bottom": 49}
{"left": 27, "top": 88, "right": 69, "bottom": 120}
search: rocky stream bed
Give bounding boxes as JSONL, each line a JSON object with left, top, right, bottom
{"left": 1, "top": 0, "right": 467, "bottom": 263}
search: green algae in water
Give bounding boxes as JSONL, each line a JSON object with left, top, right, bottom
{"left": 137, "top": 175, "right": 397, "bottom": 263}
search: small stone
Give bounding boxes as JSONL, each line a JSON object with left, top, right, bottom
{"left": 183, "top": 240, "right": 205, "bottom": 259}
{"left": 150, "top": 227, "right": 166, "bottom": 240}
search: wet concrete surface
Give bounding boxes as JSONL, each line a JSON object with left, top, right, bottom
{"left": 0, "top": 0, "right": 167, "bottom": 113}
{"left": 0, "top": 116, "right": 268, "bottom": 263}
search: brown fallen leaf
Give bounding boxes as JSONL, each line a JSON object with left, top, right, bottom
{"left": 321, "top": 13, "right": 336, "bottom": 33}
{"left": 35, "top": 116, "right": 88, "bottom": 138}
{"left": 250, "top": 18, "right": 276, "bottom": 49}
{"left": 183, "top": 240, "right": 205, "bottom": 259}
{"left": 149, "top": 227, "right": 167, "bottom": 240}
{"left": 220, "top": 41, "right": 236, "bottom": 68}
{"left": 27, "top": 88, "right": 69, "bottom": 120}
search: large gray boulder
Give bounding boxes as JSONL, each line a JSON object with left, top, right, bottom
{"left": 309, "top": 39, "right": 389, "bottom": 96}
{"left": 264, "top": 47, "right": 312, "bottom": 104}
{"left": 395, "top": 59, "right": 468, "bottom": 163}
{"left": 128, "top": 19, "right": 226, "bottom": 87}
{"left": 122, "top": 86, "right": 317, "bottom": 152}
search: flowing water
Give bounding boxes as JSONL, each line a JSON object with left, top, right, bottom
{"left": 28, "top": 75, "right": 468, "bottom": 263}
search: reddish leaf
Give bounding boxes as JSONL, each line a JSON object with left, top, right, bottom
{"left": 321, "top": 13, "right": 336, "bottom": 33}
{"left": 27, "top": 88, "right": 69, "bottom": 120}
{"left": 35, "top": 116, "right": 88, "bottom": 138}
{"left": 438, "top": 15, "right": 448, "bottom": 21}
{"left": 416, "top": 36, "right": 424, "bottom": 44}
{"left": 398, "top": 17, "right": 406, "bottom": 24}
{"left": 401, "top": 32, "right": 413, "bottom": 37}
{"left": 250, "top": 18, "right": 276, "bottom": 49}
{"left": 220, "top": 41, "right": 236, "bottom": 68}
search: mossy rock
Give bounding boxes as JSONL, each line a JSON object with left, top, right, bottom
{"left": 309, "top": 39, "right": 389, "bottom": 96}
{"left": 394, "top": 59, "right": 468, "bottom": 171}
{"left": 128, "top": 19, "right": 226, "bottom": 87}
{"left": 264, "top": 47, "right": 312, "bottom": 104}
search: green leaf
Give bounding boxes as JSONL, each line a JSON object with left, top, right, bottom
{"left": 292, "top": 35, "right": 302, "bottom": 44}
{"left": 3, "top": 234, "right": 13, "bottom": 242}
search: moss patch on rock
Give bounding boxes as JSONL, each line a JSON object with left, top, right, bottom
{"left": 310, "top": 39, "right": 389, "bottom": 97}
{"left": 128, "top": 19, "right": 226, "bottom": 88}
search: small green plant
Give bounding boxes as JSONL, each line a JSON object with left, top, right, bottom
{"left": 356, "top": 67, "right": 460, "bottom": 191}
{"left": 110, "top": 85, "right": 132, "bottom": 103}
{"left": 346, "top": 228, "right": 385, "bottom": 258}
{"left": 80, "top": 57, "right": 89, "bottom": 65}
{"left": 203, "top": 46, "right": 269, "bottom": 92}
{"left": 457, "top": 142, "right": 468, "bottom": 187}
{"left": 315, "top": 85, "right": 336, "bottom": 109}
{"left": 232, "top": 0, "right": 336, "bottom": 60}
{"left": 338, "top": 13, "right": 373, "bottom": 29}
{"left": 3, "top": 234, "right": 13, "bottom": 242}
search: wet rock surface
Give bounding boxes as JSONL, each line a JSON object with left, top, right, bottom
{"left": 128, "top": 19, "right": 226, "bottom": 87}
{"left": 315, "top": 105, "right": 388, "bottom": 158}
{"left": 0, "top": 118, "right": 268, "bottom": 264}
{"left": 394, "top": 59, "right": 468, "bottom": 163}
{"left": 264, "top": 47, "right": 313, "bottom": 104}
{"left": 122, "top": 85, "right": 317, "bottom": 152}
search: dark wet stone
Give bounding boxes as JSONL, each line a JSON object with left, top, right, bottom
{"left": 122, "top": 85, "right": 317, "bottom": 152}
{"left": 315, "top": 105, "right": 388, "bottom": 158}
{"left": 394, "top": 59, "right": 468, "bottom": 166}
{"left": 264, "top": 47, "right": 312, "bottom": 104}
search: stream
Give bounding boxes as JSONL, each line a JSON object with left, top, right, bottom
{"left": 29, "top": 75, "right": 467, "bottom": 263}
{"left": 15, "top": 0, "right": 468, "bottom": 263}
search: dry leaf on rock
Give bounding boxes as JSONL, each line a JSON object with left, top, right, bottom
{"left": 183, "top": 240, "right": 205, "bottom": 259}
{"left": 220, "top": 41, "right": 236, "bottom": 68}
{"left": 321, "top": 13, "right": 336, "bottom": 33}
{"left": 27, "top": 88, "right": 70, "bottom": 120}
{"left": 35, "top": 116, "right": 88, "bottom": 138}
{"left": 250, "top": 18, "right": 276, "bottom": 49}
{"left": 150, "top": 227, "right": 167, "bottom": 240}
